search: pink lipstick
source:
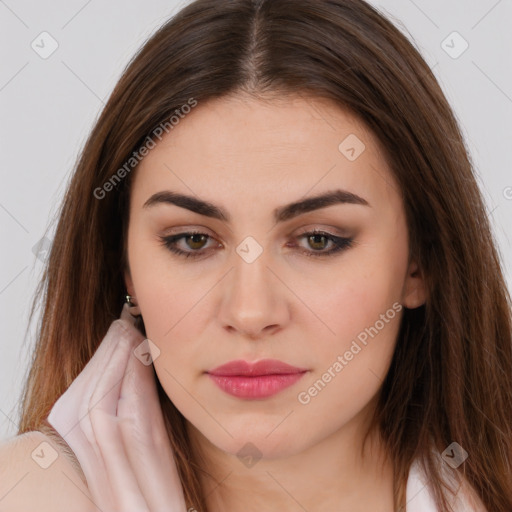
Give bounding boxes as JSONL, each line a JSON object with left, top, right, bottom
{"left": 207, "top": 359, "right": 308, "bottom": 399}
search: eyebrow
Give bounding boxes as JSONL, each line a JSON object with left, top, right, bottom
{"left": 143, "top": 188, "right": 370, "bottom": 223}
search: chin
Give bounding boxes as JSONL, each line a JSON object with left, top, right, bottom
{"left": 193, "top": 419, "right": 310, "bottom": 462}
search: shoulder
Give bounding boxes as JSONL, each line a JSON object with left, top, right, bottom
{"left": 0, "top": 430, "right": 96, "bottom": 512}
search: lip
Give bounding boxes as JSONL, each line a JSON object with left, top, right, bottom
{"left": 206, "top": 359, "right": 308, "bottom": 399}
{"left": 208, "top": 359, "right": 308, "bottom": 377}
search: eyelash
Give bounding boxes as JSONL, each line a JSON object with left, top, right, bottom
{"left": 158, "top": 229, "right": 353, "bottom": 259}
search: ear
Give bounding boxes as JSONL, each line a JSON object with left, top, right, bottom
{"left": 401, "top": 258, "right": 427, "bottom": 309}
{"left": 124, "top": 267, "right": 135, "bottom": 297}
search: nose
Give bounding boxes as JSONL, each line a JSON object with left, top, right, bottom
{"left": 217, "top": 246, "right": 291, "bottom": 340}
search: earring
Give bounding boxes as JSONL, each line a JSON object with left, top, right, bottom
{"left": 125, "top": 293, "right": 141, "bottom": 317}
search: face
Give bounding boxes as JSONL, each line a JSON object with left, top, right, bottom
{"left": 124, "top": 93, "right": 426, "bottom": 460}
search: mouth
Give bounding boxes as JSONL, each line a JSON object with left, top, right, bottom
{"left": 206, "top": 359, "right": 309, "bottom": 399}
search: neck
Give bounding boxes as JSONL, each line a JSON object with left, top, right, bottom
{"left": 187, "top": 405, "right": 395, "bottom": 511}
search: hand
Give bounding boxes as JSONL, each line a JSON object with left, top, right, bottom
{"left": 46, "top": 304, "right": 188, "bottom": 512}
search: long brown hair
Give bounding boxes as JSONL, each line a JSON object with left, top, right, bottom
{"left": 17, "top": 0, "right": 512, "bottom": 510}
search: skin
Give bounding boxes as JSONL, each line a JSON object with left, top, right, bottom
{"left": 124, "top": 93, "right": 427, "bottom": 511}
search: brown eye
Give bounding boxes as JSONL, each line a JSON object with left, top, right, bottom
{"left": 294, "top": 230, "right": 354, "bottom": 258}
{"left": 307, "top": 233, "right": 329, "bottom": 251}
{"left": 185, "top": 233, "right": 208, "bottom": 250}
{"left": 158, "top": 231, "right": 217, "bottom": 259}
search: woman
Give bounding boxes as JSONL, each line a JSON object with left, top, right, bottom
{"left": 1, "top": 0, "right": 511, "bottom": 510}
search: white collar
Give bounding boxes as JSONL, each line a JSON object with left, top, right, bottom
{"left": 405, "top": 458, "right": 487, "bottom": 512}
{"left": 405, "top": 459, "right": 439, "bottom": 511}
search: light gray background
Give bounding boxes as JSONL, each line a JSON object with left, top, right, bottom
{"left": 1, "top": 0, "right": 511, "bottom": 440}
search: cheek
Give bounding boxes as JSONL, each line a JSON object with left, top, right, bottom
{"left": 294, "top": 277, "right": 403, "bottom": 436}
{"left": 292, "top": 239, "right": 406, "bottom": 409}
{"left": 293, "top": 248, "right": 405, "bottom": 352}
{"left": 142, "top": 304, "right": 203, "bottom": 426}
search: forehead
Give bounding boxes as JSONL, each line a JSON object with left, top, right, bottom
{"left": 131, "top": 93, "right": 399, "bottom": 214}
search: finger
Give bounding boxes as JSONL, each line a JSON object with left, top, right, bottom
{"left": 120, "top": 302, "right": 138, "bottom": 326}
{"left": 92, "top": 410, "right": 149, "bottom": 511}
{"left": 88, "top": 326, "right": 149, "bottom": 511}
{"left": 47, "top": 320, "right": 137, "bottom": 510}
{"left": 48, "top": 319, "right": 122, "bottom": 431}
{"left": 79, "top": 319, "right": 145, "bottom": 442}
{"left": 118, "top": 344, "right": 187, "bottom": 512}
{"left": 62, "top": 303, "right": 139, "bottom": 406}
{"left": 50, "top": 304, "right": 139, "bottom": 428}
{"left": 49, "top": 318, "right": 131, "bottom": 445}
{"left": 80, "top": 316, "right": 137, "bottom": 391}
